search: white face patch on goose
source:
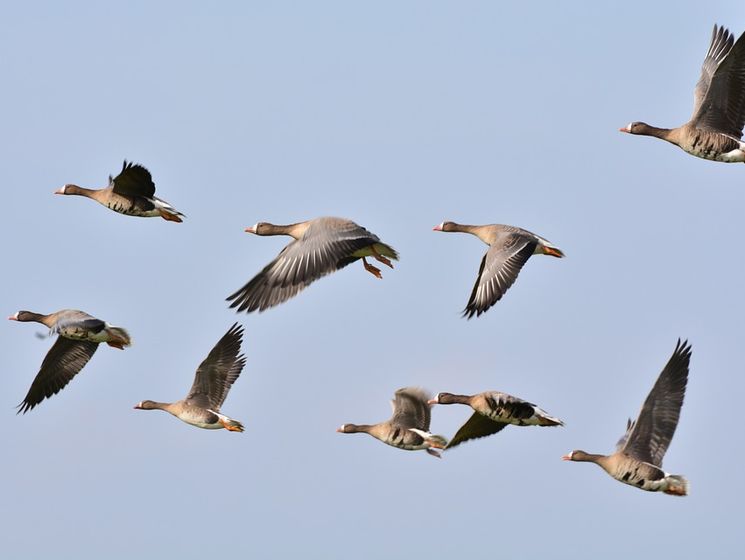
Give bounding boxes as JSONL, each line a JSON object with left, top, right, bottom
{"left": 626, "top": 123, "right": 633, "bottom": 132}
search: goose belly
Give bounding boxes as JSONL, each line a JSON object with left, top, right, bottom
{"left": 614, "top": 462, "right": 666, "bottom": 492}
{"left": 59, "top": 324, "right": 122, "bottom": 344}
{"left": 58, "top": 326, "right": 106, "bottom": 343}
{"left": 182, "top": 418, "right": 223, "bottom": 430}
{"left": 687, "top": 147, "right": 745, "bottom": 162}
{"left": 682, "top": 136, "right": 745, "bottom": 162}
{"left": 382, "top": 428, "right": 428, "bottom": 450}
{"left": 102, "top": 195, "right": 159, "bottom": 217}
{"left": 176, "top": 411, "right": 222, "bottom": 429}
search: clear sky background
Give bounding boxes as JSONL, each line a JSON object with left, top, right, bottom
{"left": 1, "top": 2, "right": 743, "bottom": 558}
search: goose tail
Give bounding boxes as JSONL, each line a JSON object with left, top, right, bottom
{"left": 105, "top": 326, "right": 132, "bottom": 349}
{"left": 663, "top": 475, "right": 689, "bottom": 496}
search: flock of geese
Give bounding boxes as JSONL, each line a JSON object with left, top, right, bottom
{"left": 10, "top": 24, "right": 745, "bottom": 497}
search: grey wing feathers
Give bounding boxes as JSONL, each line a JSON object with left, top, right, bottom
{"left": 463, "top": 235, "right": 536, "bottom": 318}
{"left": 621, "top": 339, "right": 691, "bottom": 466}
{"left": 187, "top": 323, "right": 246, "bottom": 410}
{"left": 389, "top": 387, "right": 432, "bottom": 430}
{"left": 17, "top": 338, "right": 99, "bottom": 413}
{"left": 52, "top": 311, "right": 105, "bottom": 335}
{"left": 111, "top": 160, "right": 156, "bottom": 198}
{"left": 227, "top": 220, "right": 390, "bottom": 313}
{"left": 446, "top": 412, "right": 507, "bottom": 450}
{"left": 692, "top": 25, "right": 745, "bottom": 137}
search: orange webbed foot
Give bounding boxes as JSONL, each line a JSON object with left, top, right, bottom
{"left": 362, "top": 258, "right": 383, "bottom": 279}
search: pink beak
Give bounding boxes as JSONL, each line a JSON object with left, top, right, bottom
{"left": 53, "top": 188, "right": 65, "bottom": 194}
{"left": 432, "top": 224, "right": 443, "bottom": 231}
{"left": 335, "top": 427, "right": 343, "bottom": 433}
{"left": 561, "top": 453, "right": 572, "bottom": 461}
{"left": 427, "top": 399, "right": 438, "bottom": 405}
{"left": 7, "top": 315, "right": 17, "bottom": 321}
{"left": 619, "top": 127, "right": 630, "bottom": 133}
{"left": 244, "top": 226, "right": 257, "bottom": 234}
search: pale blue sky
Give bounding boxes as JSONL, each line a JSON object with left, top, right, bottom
{"left": 1, "top": 2, "right": 743, "bottom": 558}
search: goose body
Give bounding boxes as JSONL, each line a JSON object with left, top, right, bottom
{"left": 56, "top": 160, "right": 184, "bottom": 222}
{"left": 429, "top": 391, "right": 563, "bottom": 450}
{"left": 134, "top": 323, "right": 246, "bottom": 432}
{"left": 621, "top": 25, "right": 745, "bottom": 162}
{"left": 9, "top": 309, "right": 131, "bottom": 413}
{"left": 562, "top": 340, "right": 691, "bottom": 496}
{"left": 337, "top": 387, "right": 447, "bottom": 458}
{"left": 433, "top": 221, "right": 563, "bottom": 318}
{"left": 227, "top": 217, "right": 398, "bottom": 313}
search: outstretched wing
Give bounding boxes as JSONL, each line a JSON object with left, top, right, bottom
{"left": 186, "top": 323, "right": 246, "bottom": 410}
{"left": 389, "top": 387, "right": 432, "bottom": 431}
{"left": 691, "top": 25, "right": 745, "bottom": 138}
{"left": 445, "top": 412, "right": 507, "bottom": 450}
{"left": 111, "top": 160, "right": 156, "bottom": 198}
{"left": 621, "top": 340, "right": 691, "bottom": 466}
{"left": 18, "top": 338, "right": 99, "bottom": 413}
{"left": 463, "top": 234, "right": 536, "bottom": 318}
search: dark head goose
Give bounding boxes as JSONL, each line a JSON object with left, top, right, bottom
{"left": 429, "top": 391, "right": 563, "bottom": 450}
{"left": 227, "top": 217, "right": 399, "bottom": 313}
{"left": 337, "top": 387, "right": 447, "bottom": 458}
{"left": 9, "top": 309, "right": 131, "bottom": 413}
{"left": 621, "top": 25, "right": 745, "bottom": 162}
{"left": 562, "top": 340, "right": 691, "bottom": 496}
{"left": 134, "top": 323, "right": 246, "bottom": 432}
{"left": 433, "top": 221, "right": 564, "bottom": 318}
{"left": 56, "top": 160, "right": 184, "bottom": 222}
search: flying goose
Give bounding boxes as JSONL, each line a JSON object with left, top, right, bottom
{"left": 429, "top": 391, "right": 563, "bottom": 450}
{"left": 337, "top": 387, "right": 447, "bottom": 457}
{"left": 562, "top": 339, "right": 691, "bottom": 496}
{"left": 620, "top": 25, "right": 745, "bottom": 162}
{"left": 9, "top": 309, "right": 131, "bottom": 413}
{"left": 134, "top": 323, "right": 246, "bottom": 432}
{"left": 227, "top": 217, "right": 398, "bottom": 313}
{"left": 433, "top": 221, "right": 564, "bottom": 318}
{"left": 55, "top": 160, "right": 184, "bottom": 222}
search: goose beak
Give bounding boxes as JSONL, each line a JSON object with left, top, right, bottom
{"left": 427, "top": 398, "right": 438, "bottom": 405}
{"left": 561, "top": 453, "right": 572, "bottom": 461}
{"left": 335, "top": 427, "right": 343, "bottom": 433}
{"left": 7, "top": 315, "right": 17, "bottom": 321}
{"left": 244, "top": 225, "right": 257, "bottom": 234}
{"left": 432, "top": 224, "right": 443, "bottom": 231}
{"left": 619, "top": 126, "right": 630, "bottom": 133}
{"left": 53, "top": 188, "right": 65, "bottom": 194}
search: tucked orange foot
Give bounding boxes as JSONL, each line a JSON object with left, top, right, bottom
{"left": 159, "top": 210, "right": 183, "bottom": 223}
{"left": 371, "top": 247, "right": 393, "bottom": 268}
{"left": 542, "top": 246, "right": 565, "bottom": 258}
{"left": 362, "top": 257, "right": 383, "bottom": 279}
{"left": 219, "top": 418, "right": 244, "bottom": 432}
